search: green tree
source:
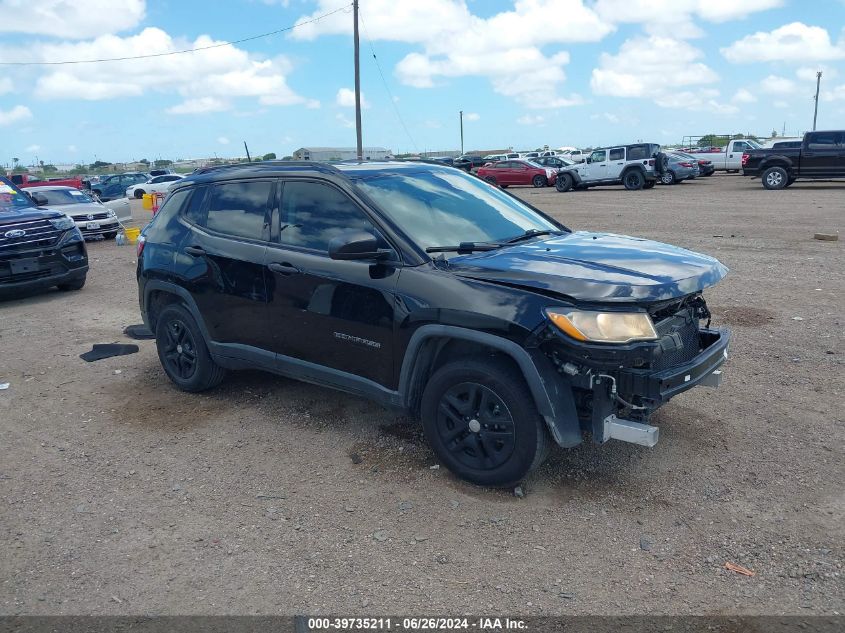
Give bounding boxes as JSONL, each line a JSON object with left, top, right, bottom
{"left": 261, "top": 152, "right": 277, "bottom": 161}
{"left": 153, "top": 159, "right": 173, "bottom": 167}
{"left": 12, "top": 157, "right": 19, "bottom": 168}
{"left": 90, "top": 160, "right": 112, "bottom": 169}
{"left": 43, "top": 164, "right": 58, "bottom": 173}
{"left": 139, "top": 158, "right": 150, "bottom": 164}
{"left": 698, "top": 135, "right": 728, "bottom": 148}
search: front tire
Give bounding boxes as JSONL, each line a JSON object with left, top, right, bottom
{"left": 555, "top": 173, "right": 573, "bottom": 192}
{"left": 762, "top": 166, "right": 788, "bottom": 190}
{"left": 532, "top": 174, "right": 546, "bottom": 188}
{"left": 623, "top": 170, "right": 645, "bottom": 190}
{"left": 155, "top": 304, "right": 225, "bottom": 392}
{"left": 420, "top": 357, "right": 550, "bottom": 487}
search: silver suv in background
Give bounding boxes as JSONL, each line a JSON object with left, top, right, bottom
{"left": 555, "top": 143, "right": 664, "bottom": 192}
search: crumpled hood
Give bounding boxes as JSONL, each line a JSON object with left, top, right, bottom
{"left": 447, "top": 231, "right": 728, "bottom": 303}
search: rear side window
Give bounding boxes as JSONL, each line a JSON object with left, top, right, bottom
{"left": 626, "top": 145, "right": 648, "bottom": 160}
{"left": 206, "top": 181, "right": 273, "bottom": 241}
{"left": 149, "top": 188, "right": 191, "bottom": 228}
{"left": 183, "top": 186, "right": 208, "bottom": 226}
{"left": 279, "top": 181, "right": 375, "bottom": 252}
{"left": 609, "top": 148, "right": 625, "bottom": 161}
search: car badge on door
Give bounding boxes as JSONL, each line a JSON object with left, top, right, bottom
{"left": 4, "top": 229, "right": 26, "bottom": 239}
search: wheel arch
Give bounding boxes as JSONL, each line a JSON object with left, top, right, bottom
{"left": 143, "top": 280, "right": 211, "bottom": 342}
{"left": 398, "top": 325, "right": 583, "bottom": 448}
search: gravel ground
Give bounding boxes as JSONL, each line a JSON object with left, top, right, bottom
{"left": 1, "top": 174, "right": 843, "bottom": 615}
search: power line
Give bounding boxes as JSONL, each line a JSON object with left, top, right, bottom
{"left": 359, "top": 12, "right": 418, "bottom": 154}
{"left": 0, "top": 3, "right": 352, "bottom": 66}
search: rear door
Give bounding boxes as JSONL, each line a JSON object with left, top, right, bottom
{"left": 178, "top": 179, "right": 274, "bottom": 356}
{"left": 606, "top": 147, "right": 626, "bottom": 180}
{"left": 801, "top": 131, "right": 842, "bottom": 177}
{"left": 496, "top": 161, "right": 516, "bottom": 185}
{"left": 263, "top": 179, "right": 399, "bottom": 386}
{"left": 726, "top": 141, "right": 751, "bottom": 169}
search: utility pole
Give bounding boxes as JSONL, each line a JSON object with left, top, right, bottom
{"left": 353, "top": 0, "right": 363, "bottom": 160}
{"left": 813, "top": 71, "right": 822, "bottom": 131}
{"left": 244, "top": 141, "right": 251, "bottom": 162}
{"left": 459, "top": 110, "right": 464, "bottom": 155}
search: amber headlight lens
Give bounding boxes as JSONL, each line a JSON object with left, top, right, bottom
{"left": 546, "top": 309, "right": 658, "bottom": 343}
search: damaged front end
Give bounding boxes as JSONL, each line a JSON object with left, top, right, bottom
{"left": 534, "top": 293, "right": 730, "bottom": 448}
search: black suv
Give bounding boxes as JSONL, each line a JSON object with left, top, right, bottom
{"left": 137, "top": 161, "right": 730, "bottom": 487}
{"left": 453, "top": 155, "right": 487, "bottom": 171}
{"left": 0, "top": 176, "right": 88, "bottom": 296}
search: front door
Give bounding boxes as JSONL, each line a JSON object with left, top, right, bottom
{"left": 585, "top": 150, "right": 608, "bottom": 181}
{"left": 264, "top": 179, "right": 399, "bottom": 387}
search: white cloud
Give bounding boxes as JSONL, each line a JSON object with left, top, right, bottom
{"left": 335, "top": 113, "right": 354, "bottom": 129}
{"left": 26, "top": 144, "right": 40, "bottom": 153}
{"left": 731, "top": 88, "right": 757, "bottom": 104}
{"left": 759, "top": 75, "right": 796, "bottom": 94}
{"left": 517, "top": 114, "right": 545, "bottom": 125}
{"left": 293, "top": 0, "right": 610, "bottom": 108}
{"left": 336, "top": 87, "right": 370, "bottom": 109}
{"left": 722, "top": 22, "right": 845, "bottom": 63}
{"left": 0, "top": 0, "right": 145, "bottom": 39}
{"left": 464, "top": 112, "right": 480, "bottom": 121}
{"left": 590, "top": 112, "right": 620, "bottom": 124}
{"left": 0, "top": 105, "right": 32, "bottom": 126}
{"left": 217, "top": 136, "right": 230, "bottom": 145}
{"left": 591, "top": 36, "right": 719, "bottom": 110}
{"left": 1, "top": 27, "right": 314, "bottom": 113}
{"left": 167, "top": 97, "right": 230, "bottom": 115}
{"left": 594, "top": 0, "right": 782, "bottom": 38}
{"left": 0, "top": 78, "right": 13, "bottom": 95}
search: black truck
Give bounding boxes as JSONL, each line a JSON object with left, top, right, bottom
{"left": 742, "top": 130, "right": 845, "bottom": 189}
{"left": 0, "top": 176, "right": 88, "bottom": 297}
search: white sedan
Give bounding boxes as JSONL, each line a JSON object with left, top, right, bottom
{"left": 125, "top": 174, "right": 184, "bottom": 199}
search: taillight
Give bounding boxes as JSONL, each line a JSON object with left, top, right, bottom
{"left": 648, "top": 159, "right": 655, "bottom": 166}
{"left": 679, "top": 162, "right": 693, "bottom": 168}
{"left": 136, "top": 235, "right": 146, "bottom": 258}
{"left": 742, "top": 153, "right": 750, "bottom": 166}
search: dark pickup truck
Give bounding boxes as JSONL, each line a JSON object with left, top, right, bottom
{"left": 742, "top": 130, "right": 845, "bottom": 189}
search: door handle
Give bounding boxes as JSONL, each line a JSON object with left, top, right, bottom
{"left": 617, "top": 162, "right": 624, "bottom": 165}
{"left": 268, "top": 262, "right": 301, "bottom": 276}
{"left": 184, "top": 246, "right": 206, "bottom": 256}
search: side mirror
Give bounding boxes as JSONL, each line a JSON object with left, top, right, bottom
{"left": 328, "top": 231, "right": 390, "bottom": 261}
{"left": 32, "top": 193, "right": 49, "bottom": 206}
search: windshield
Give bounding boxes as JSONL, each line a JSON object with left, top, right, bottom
{"left": 35, "top": 189, "right": 95, "bottom": 205}
{"left": 355, "top": 168, "right": 561, "bottom": 252}
{"left": 0, "top": 178, "right": 35, "bottom": 212}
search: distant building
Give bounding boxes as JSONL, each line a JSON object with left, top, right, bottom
{"left": 292, "top": 147, "right": 392, "bottom": 161}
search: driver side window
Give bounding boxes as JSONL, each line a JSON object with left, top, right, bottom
{"left": 279, "top": 181, "right": 378, "bottom": 253}
{"left": 590, "top": 150, "right": 607, "bottom": 163}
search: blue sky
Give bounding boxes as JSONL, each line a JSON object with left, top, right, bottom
{"left": 1, "top": 0, "right": 844, "bottom": 167}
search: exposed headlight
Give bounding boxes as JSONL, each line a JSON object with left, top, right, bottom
{"left": 546, "top": 308, "right": 658, "bottom": 344}
{"left": 49, "top": 216, "right": 76, "bottom": 231}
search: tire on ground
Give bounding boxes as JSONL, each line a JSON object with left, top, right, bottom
{"left": 420, "top": 356, "right": 551, "bottom": 487}
{"left": 623, "top": 169, "right": 645, "bottom": 191}
{"left": 155, "top": 303, "right": 226, "bottom": 392}
{"left": 762, "top": 166, "right": 789, "bottom": 190}
{"left": 555, "top": 173, "right": 573, "bottom": 192}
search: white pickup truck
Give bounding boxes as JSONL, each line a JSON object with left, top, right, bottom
{"left": 685, "top": 139, "right": 763, "bottom": 172}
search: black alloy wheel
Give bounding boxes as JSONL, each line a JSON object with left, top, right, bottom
{"left": 161, "top": 317, "right": 198, "bottom": 381}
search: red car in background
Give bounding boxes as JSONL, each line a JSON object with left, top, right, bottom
{"left": 476, "top": 159, "right": 556, "bottom": 188}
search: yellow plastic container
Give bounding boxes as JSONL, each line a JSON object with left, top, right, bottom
{"left": 142, "top": 193, "right": 154, "bottom": 210}
{"left": 124, "top": 227, "right": 141, "bottom": 243}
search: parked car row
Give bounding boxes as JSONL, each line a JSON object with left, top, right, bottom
{"left": 23, "top": 186, "right": 132, "bottom": 239}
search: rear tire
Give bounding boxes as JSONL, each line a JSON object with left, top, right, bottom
{"left": 420, "top": 357, "right": 550, "bottom": 487}
{"left": 57, "top": 275, "right": 86, "bottom": 291}
{"left": 762, "top": 166, "right": 788, "bottom": 190}
{"left": 785, "top": 177, "right": 796, "bottom": 188}
{"left": 155, "top": 304, "right": 225, "bottom": 392}
{"left": 555, "top": 173, "right": 573, "bottom": 192}
{"left": 134, "top": 189, "right": 145, "bottom": 199}
{"left": 623, "top": 170, "right": 645, "bottom": 190}
{"left": 660, "top": 170, "right": 676, "bottom": 185}
{"left": 532, "top": 175, "right": 546, "bottom": 188}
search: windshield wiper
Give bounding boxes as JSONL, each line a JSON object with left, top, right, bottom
{"left": 502, "top": 228, "right": 561, "bottom": 244}
{"left": 425, "top": 241, "right": 503, "bottom": 254}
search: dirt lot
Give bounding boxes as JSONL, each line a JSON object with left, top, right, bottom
{"left": 1, "top": 174, "right": 843, "bottom": 615}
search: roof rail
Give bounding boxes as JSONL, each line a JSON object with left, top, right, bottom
{"left": 193, "top": 160, "right": 343, "bottom": 175}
